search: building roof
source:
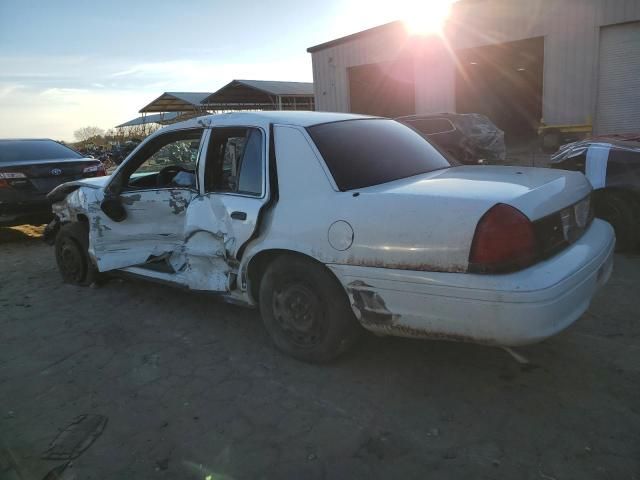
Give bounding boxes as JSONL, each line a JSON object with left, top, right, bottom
{"left": 307, "top": 21, "right": 406, "bottom": 53}
{"left": 202, "top": 80, "right": 314, "bottom": 110}
{"left": 139, "top": 92, "right": 212, "bottom": 113}
{"left": 115, "top": 112, "right": 181, "bottom": 128}
{"left": 232, "top": 79, "right": 314, "bottom": 96}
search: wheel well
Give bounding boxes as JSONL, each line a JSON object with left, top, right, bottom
{"left": 246, "top": 249, "right": 343, "bottom": 305}
{"left": 593, "top": 187, "right": 640, "bottom": 210}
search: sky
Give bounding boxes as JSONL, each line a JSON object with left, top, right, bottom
{"left": 0, "top": 0, "right": 452, "bottom": 141}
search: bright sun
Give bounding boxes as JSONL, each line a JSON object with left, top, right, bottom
{"left": 402, "top": 0, "right": 454, "bottom": 36}
{"left": 336, "top": 0, "right": 456, "bottom": 41}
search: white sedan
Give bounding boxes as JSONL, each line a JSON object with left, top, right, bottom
{"left": 47, "top": 112, "right": 615, "bottom": 362}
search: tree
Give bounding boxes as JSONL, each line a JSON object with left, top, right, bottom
{"left": 73, "top": 126, "right": 105, "bottom": 143}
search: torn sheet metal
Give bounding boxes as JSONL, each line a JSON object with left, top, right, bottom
{"left": 454, "top": 113, "right": 506, "bottom": 163}
{"left": 347, "top": 280, "right": 399, "bottom": 325}
{"left": 551, "top": 136, "right": 640, "bottom": 193}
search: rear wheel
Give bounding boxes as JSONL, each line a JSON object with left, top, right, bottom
{"left": 593, "top": 190, "right": 640, "bottom": 252}
{"left": 258, "top": 255, "right": 361, "bottom": 363}
{"left": 55, "top": 222, "right": 99, "bottom": 285}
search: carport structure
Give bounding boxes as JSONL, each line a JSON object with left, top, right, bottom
{"left": 135, "top": 92, "right": 213, "bottom": 126}
{"left": 115, "top": 112, "right": 181, "bottom": 128}
{"left": 202, "top": 80, "right": 314, "bottom": 111}
{"left": 139, "top": 92, "right": 212, "bottom": 114}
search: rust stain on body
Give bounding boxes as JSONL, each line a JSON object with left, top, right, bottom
{"left": 344, "top": 257, "right": 467, "bottom": 274}
{"left": 372, "top": 323, "right": 497, "bottom": 345}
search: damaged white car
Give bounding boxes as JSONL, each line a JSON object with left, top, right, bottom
{"left": 46, "top": 112, "right": 615, "bottom": 362}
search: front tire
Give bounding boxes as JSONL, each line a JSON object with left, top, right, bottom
{"left": 55, "top": 222, "right": 99, "bottom": 286}
{"left": 594, "top": 191, "right": 640, "bottom": 252}
{"left": 258, "top": 255, "right": 361, "bottom": 363}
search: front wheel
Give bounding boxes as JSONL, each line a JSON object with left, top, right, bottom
{"left": 594, "top": 191, "right": 640, "bottom": 252}
{"left": 258, "top": 255, "right": 362, "bottom": 363}
{"left": 55, "top": 222, "right": 100, "bottom": 286}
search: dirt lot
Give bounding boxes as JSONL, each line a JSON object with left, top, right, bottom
{"left": 1, "top": 225, "right": 639, "bottom": 480}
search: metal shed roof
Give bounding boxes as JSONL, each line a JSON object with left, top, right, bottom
{"left": 232, "top": 79, "right": 314, "bottom": 96}
{"left": 202, "top": 80, "right": 314, "bottom": 106}
{"left": 139, "top": 92, "right": 212, "bottom": 113}
{"left": 115, "top": 112, "right": 181, "bottom": 128}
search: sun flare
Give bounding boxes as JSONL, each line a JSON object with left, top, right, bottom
{"left": 402, "top": 0, "right": 454, "bottom": 36}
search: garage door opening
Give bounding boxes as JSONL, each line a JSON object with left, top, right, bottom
{"left": 348, "top": 58, "right": 416, "bottom": 118}
{"left": 455, "top": 37, "right": 544, "bottom": 146}
{"left": 596, "top": 22, "right": 640, "bottom": 135}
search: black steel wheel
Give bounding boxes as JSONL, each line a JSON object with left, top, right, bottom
{"left": 55, "top": 222, "right": 99, "bottom": 286}
{"left": 272, "top": 281, "right": 328, "bottom": 349}
{"left": 259, "top": 254, "right": 361, "bottom": 363}
{"left": 594, "top": 190, "right": 640, "bottom": 252}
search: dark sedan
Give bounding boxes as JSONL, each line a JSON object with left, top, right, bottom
{"left": 396, "top": 113, "right": 506, "bottom": 165}
{"left": 0, "top": 139, "right": 106, "bottom": 227}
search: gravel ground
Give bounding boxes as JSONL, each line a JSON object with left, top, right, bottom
{"left": 1, "top": 225, "right": 639, "bottom": 480}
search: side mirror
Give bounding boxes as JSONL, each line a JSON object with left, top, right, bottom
{"left": 101, "top": 196, "right": 127, "bottom": 222}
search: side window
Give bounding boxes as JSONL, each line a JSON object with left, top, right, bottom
{"left": 205, "top": 127, "right": 264, "bottom": 196}
{"left": 407, "top": 118, "right": 455, "bottom": 135}
{"left": 124, "top": 129, "right": 203, "bottom": 190}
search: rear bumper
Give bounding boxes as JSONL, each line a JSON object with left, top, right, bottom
{"left": 328, "top": 219, "right": 615, "bottom": 346}
{"left": 0, "top": 198, "right": 52, "bottom": 226}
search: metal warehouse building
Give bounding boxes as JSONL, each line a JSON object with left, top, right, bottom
{"left": 308, "top": 0, "right": 640, "bottom": 143}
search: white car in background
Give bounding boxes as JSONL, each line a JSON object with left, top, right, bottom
{"left": 46, "top": 112, "right": 615, "bottom": 362}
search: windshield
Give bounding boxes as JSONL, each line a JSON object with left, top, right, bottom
{"left": 307, "top": 119, "right": 451, "bottom": 190}
{"left": 0, "top": 140, "right": 83, "bottom": 162}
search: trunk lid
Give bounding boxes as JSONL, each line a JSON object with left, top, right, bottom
{"left": 0, "top": 158, "right": 104, "bottom": 194}
{"left": 345, "top": 166, "right": 593, "bottom": 273}
{"left": 361, "top": 165, "right": 591, "bottom": 221}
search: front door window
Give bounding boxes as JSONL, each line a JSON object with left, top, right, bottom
{"left": 120, "top": 129, "right": 203, "bottom": 191}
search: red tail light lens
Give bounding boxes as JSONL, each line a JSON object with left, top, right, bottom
{"left": 83, "top": 164, "right": 107, "bottom": 177}
{"left": 0, "top": 172, "right": 27, "bottom": 188}
{"left": 468, "top": 203, "right": 538, "bottom": 274}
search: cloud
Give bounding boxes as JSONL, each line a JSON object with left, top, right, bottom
{"left": 109, "top": 58, "right": 312, "bottom": 89}
{"left": 0, "top": 83, "right": 23, "bottom": 99}
{"left": 0, "top": 54, "right": 312, "bottom": 141}
{"left": 0, "top": 86, "right": 152, "bottom": 141}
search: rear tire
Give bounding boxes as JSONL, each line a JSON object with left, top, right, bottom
{"left": 258, "top": 255, "right": 361, "bottom": 363}
{"left": 55, "top": 222, "right": 100, "bottom": 286}
{"left": 593, "top": 191, "right": 640, "bottom": 252}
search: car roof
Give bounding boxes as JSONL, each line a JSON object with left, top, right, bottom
{"left": 396, "top": 113, "right": 460, "bottom": 121}
{"left": 0, "top": 138, "right": 55, "bottom": 142}
{"left": 159, "top": 111, "right": 380, "bottom": 133}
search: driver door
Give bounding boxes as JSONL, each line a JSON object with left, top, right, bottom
{"left": 90, "top": 128, "right": 205, "bottom": 272}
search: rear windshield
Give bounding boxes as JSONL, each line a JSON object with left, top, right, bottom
{"left": 0, "top": 140, "right": 83, "bottom": 162}
{"left": 307, "top": 119, "right": 451, "bottom": 190}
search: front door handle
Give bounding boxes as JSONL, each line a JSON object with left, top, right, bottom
{"left": 230, "top": 211, "right": 247, "bottom": 221}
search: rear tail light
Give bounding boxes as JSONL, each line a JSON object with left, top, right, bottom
{"left": 468, "top": 203, "right": 538, "bottom": 274}
{"left": 0, "top": 171, "right": 27, "bottom": 188}
{"left": 83, "top": 164, "right": 107, "bottom": 177}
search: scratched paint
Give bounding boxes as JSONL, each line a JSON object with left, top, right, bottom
{"left": 168, "top": 190, "right": 189, "bottom": 215}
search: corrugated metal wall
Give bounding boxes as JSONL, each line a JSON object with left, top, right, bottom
{"left": 596, "top": 21, "right": 640, "bottom": 134}
{"left": 310, "top": 0, "right": 640, "bottom": 127}
{"left": 312, "top": 25, "right": 410, "bottom": 113}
